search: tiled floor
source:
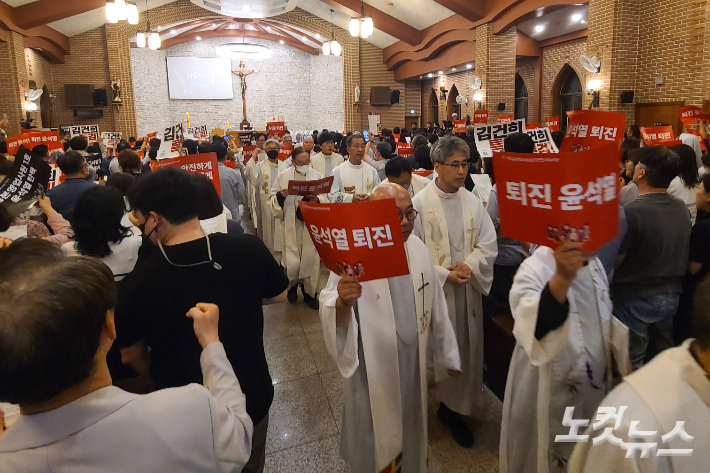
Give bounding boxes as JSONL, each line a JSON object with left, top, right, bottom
{"left": 261, "top": 299, "right": 503, "bottom": 472}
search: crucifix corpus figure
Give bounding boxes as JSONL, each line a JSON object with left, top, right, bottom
{"left": 232, "top": 60, "right": 257, "bottom": 128}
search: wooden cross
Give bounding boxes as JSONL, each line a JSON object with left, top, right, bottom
{"left": 232, "top": 60, "right": 257, "bottom": 121}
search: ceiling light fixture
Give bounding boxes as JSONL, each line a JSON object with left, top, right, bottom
{"left": 452, "top": 67, "right": 457, "bottom": 72}
{"left": 302, "top": 36, "right": 307, "bottom": 41}
{"left": 350, "top": 0, "right": 374, "bottom": 38}
{"left": 134, "top": 0, "right": 160, "bottom": 50}
{"left": 572, "top": 13, "right": 582, "bottom": 21}
{"left": 105, "top": 1, "right": 139, "bottom": 25}
{"left": 581, "top": 19, "right": 586, "bottom": 23}
{"left": 323, "top": 9, "right": 342, "bottom": 56}
{"left": 266, "top": 26, "right": 271, "bottom": 31}
{"left": 427, "top": 73, "right": 433, "bottom": 78}
{"left": 315, "top": 33, "right": 320, "bottom": 39}
{"left": 212, "top": 23, "right": 217, "bottom": 27}
{"left": 196, "top": 36, "right": 201, "bottom": 40}
{"left": 438, "top": 71, "right": 443, "bottom": 75}
{"left": 466, "top": 63, "right": 473, "bottom": 69}
{"left": 216, "top": 43, "right": 271, "bottom": 59}
{"left": 279, "top": 39, "right": 285, "bottom": 44}
{"left": 535, "top": 25, "right": 544, "bottom": 33}
{"left": 242, "top": 5, "right": 251, "bottom": 11}
{"left": 171, "top": 29, "right": 177, "bottom": 34}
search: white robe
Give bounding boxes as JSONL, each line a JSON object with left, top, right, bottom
{"left": 320, "top": 235, "right": 461, "bottom": 473}
{"left": 269, "top": 166, "right": 325, "bottom": 296}
{"left": 382, "top": 174, "right": 430, "bottom": 197}
{"left": 249, "top": 158, "right": 287, "bottom": 257}
{"left": 568, "top": 339, "right": 709, "bottom": 473}
{"left": 311, "top": 151, "right": 344, "bottom": 179}
{"left": 244, "top": 150, "right": 265, "bottom": 228}
{"left": 329, "top": 160, "right": 381, "bottom": 203}
{"left": 413, "top": 179, "right": 498, "bottom": 415}
{"left": 500, "top": 246, "right": 630, "bottom": 473}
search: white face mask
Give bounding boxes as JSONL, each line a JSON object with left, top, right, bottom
{"left": 295, "top": 164, "right": 310, "bottom": 174}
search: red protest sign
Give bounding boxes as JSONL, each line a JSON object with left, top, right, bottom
{"left": 545, "top": 116, "right": 560, "bottom": 132}
{"left": 224, "top": 160, "right": 236, "bottom": 169}
{"left": 639, "top": 126, "right": 675, "bottom": 146}
{"left": 689, "top": 129, "right": 707, "bottom": 151}
{"left": 497, "top": 115, "right": 513, "bottom": 124}
{"left": 474, "top": 111, "right": 488, "bottom": 124}
{"left": 679, "top": 106, "right": 710, "bottom": 125}
{"left": 392, "top": 133, "right": 400, "bottom": 142}
{"left": 299, "top": 199, "right": 410, "bottom": 282}
{"left": 288, "top": 176, "right": 334, "bottom": 196}
{"left": 396, "top": 141, "right": 413, "bottom": 157}
{"left": 242, "top": 145, "right": 257, "bottom": 164}
{"left": 47, "top": 163, "right": 65, "bottom": 190}
{"left": 150, "top": 152, "right": 221, "bottom": 196}
{"left": 146, "top": 131, "right": 159, "bottom": 140}
{"left": 560, "top": 110, "right": 626, "bottom": 152}
{"left": 493, "top": 143, "right": 619, "bottom": 251}
{"left": 7, "top": 131, "right": 63, "bottom": 155}
{"left": 453, "top": 120, "right": 467, "bottom": 133}
{"left": 413, "top": 170, "right": 433, "bottom": 177}
{"left": 527, "top": 122, "right": 540, "bottom": 129}
{"left": 267, "top": 122, "right": 286, "bottom": 138}
{"left": 277, "top": 144, "right": 294, "bottom": 161}
{"left": 6, "top": 134, "right": 32, "bottom": 155}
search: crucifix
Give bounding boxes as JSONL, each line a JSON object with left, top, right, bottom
{"left": 232, "top": 60, "right": 257, "bottom": 129}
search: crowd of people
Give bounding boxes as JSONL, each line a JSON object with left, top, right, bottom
{"left": 0, "top": 118, "right": 709, "bottom": 473}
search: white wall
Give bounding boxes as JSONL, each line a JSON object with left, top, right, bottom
{"left": 130, "top": 37, "right": 344, "bottom": 137}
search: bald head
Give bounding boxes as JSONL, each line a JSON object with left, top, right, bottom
{"left": 371, "top": 182, "right": 415, "bottom": 242}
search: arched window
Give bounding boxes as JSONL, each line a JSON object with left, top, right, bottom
{"left": 447, "top": 84, "right": 460, "bottom": 121}
{"left": 554, "top": 65, "right": 583, "bottom": 131}
{"left": 429, "top": 89, "right": 439, "bottom": 126}
{"left": 514, "top": 74, "right": 528, "bottom": 121}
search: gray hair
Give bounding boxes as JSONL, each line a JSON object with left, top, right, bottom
{"left": 346, "top": 133, "right": 365, "bottom": 147}
{"left": 411, "top": 135, "right": 427, "bottom": 150}
{"left": 431, "top": 136, "right": 470, "bottom": 164}
{"left": 282, "top": 134, "right": 292, "bottom": 141}
{"left": 302, "top": 135, "right": 313, "bottom": 141}
{"left": 265, "top": 138, "right": 281, "bottom": 151}
{"left": 466, "top": 125, "right": 475, "bottom": 135}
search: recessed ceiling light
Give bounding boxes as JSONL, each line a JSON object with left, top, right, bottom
{"left": 37, "top": 48, "right": 42, "bottom": 50}
{"left": 212, "top": 24, "right": 217, "bottom": 27}
{"left": 266, "top": 26, "right": 271, "bottom": 31}
{"left": 156, "top": 26, "right": 161, "bottom": 30}
{"left": 302, "top": 35, "right": 307, "bottom": 40}
{"left": 427, "top": 73, "right": 433, "bottom": 78}
{"left": 242, "top": 5, "right": 251, "bottom": 11}
{"left": 572, "top": 13, "right": 582, "bottom": 21}
{"left": 196, "top": 36, "right": 201, "bottom": 40}
{"left": 581, "top": 19, "right": 586, "bottom": 23}
{"left": 466, "top": 63, "right": 473, "bottom": 69}
{"left": 315, "top": 33, "right": 320, "bottom": 38}
{"left": 438, "top": 70, "right": 443, "bottom": 75}
{"left": 452, "top": 67, "right": 457, "bottom": 72}
{"left": 535, "top": 25, "right": 544, "bottom": 32}
{"left": 279, "top": 40, "right": 284, "bottom": 44}
{"left": 171, "top": 29, "right": 177, "bottom": 34}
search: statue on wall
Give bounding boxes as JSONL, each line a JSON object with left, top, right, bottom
{"left": 111, "top": 77, "right": 122, "bottom": 103}
{"left": 232, "top": 60, "right": 257, "bottom": 129}
{"left": 354, "top": 85, "right": 360, "bottom": 103}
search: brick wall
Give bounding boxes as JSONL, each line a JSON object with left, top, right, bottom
{"left": 24, "top": 48, "right": 53, "bottom": 127}
{"left": 421, "top": 67, "right": 481, "bottom": 125}
{"left": 515, "top": 56, "right": 536, "bottom": 124}
{"left": 476, "top": 24, "right": 516, "bottom": 123}
{"left": 0, "top": 32, "right": 28, "bottom": 136}
{"left": 51, "top": 28, "right": 116, "bottom": 133}
{"left": 404, "top": 79, "right": 421, "bottom": 127}
{"left": 540, "top": 37, "right": 589, "bottom": 120}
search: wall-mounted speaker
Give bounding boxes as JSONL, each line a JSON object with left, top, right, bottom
{"left": 391, "top": 90, "right": 400, "bottom": 104}
{"left": 94, "top": 89, "right": 108, "bottom": 106}
{"left": 497, "top": 103, "right": 505, "bottom": 111}
{"left": 620, "top": 90, "right": 635, "bottom": 104}
{"left": 73, "top": 109, "right": 104, "bottom": 119}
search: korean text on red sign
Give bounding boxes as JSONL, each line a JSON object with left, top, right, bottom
{"left": 492, "top": 143, "right": 619, "bottom": 251}
{"left": 545, "top": 116, "right": 560, "bottom": 132}
{"left": 497, "top": 115, "right": 513, "bottom": 123}
{"left": 242, "top": 145, "right": 257, "bottom": 164}
{"left": 267, "top": 122, "right": 286, "bottom": 137}
{"left": 453, "top": 120, "right": 467, "bottom": 133}
{"left": 473, "top": 118, "right": 526, "bottom": 158}
{"left": 396, "top": 141, "right": 413, "bottom": 157}
{"left": 639, "top": 126, "right": 675, "bottom": 146}
{"left": 560, "top": 110, "right": 626, "bottom": 152}
{"left": 277, "top": 144, "right": 294, "bottom": 161}
{"left": 150, "top": 152, "right": 221, "bottom": 196}
{"left": 474, "top": 111, "right": 488, "bottom": 124}
{"left": 298, "top": 199, "right": 410, "bottom": 282}
{"left": 288, "top": 176, "right": 334, "bottom": 197}
{"left": 679, "top": 105, "right": 710, "bottom": 125}
{"left": 7, "top": 131, "right": 62, "bottom": 155}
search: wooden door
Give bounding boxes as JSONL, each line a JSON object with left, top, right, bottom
{"left": 635, "top": 101, "right": 685, "bottom": 137}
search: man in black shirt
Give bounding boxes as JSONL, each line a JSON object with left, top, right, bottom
{"left": 613, "top": 146, "right": 690, "bottom": 369}
{"left": 116, "top": 168, "right": 288, "bottom": 473}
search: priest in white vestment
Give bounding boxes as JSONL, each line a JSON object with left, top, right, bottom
{"left": 330, "top": 134, "right": 380, "bottom": 204}
{"left": 569, "top": 277, "right": 710, "bottom": 473}
{"left": 500, "top": 242, "right": 630, "bottom": 473}
{"left": 320, "top": 183, "right": 462, "bottom": 473}
{"left": 243, "top": 132, "right": 267, "bottom": 227}
{"left": 412, "top": 136, "right": 498, "bottom": 447}
{"left": 249, "top": 138, "right": 286, "bottom": 259}
{"left": 311, "top": 131, "right": 344, "bottom": 182}
{"left": 382, "top": 157, "right": 430, "bottom": 198}
{"left": 269, "top": 146, "right": 325, "bottom": 310}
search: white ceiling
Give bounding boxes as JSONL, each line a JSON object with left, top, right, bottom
{"left": 191, "top": 0, "right": 300, "bottom": 18}
{"left": 6, "top": 0, "right": 453, "bottom": 48}
{"left": 517, "top": 4, "right": 588, "bottom": 41}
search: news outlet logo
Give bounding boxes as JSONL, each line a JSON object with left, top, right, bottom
{"left": 555, "top": 406, "right": 694, "bottom": 458}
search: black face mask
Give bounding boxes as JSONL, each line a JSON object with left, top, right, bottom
{"left": 267, "top": 150, "right": 279, "bottom": 160}
{"left": 138, "top": 219, "right": 157, "bottom": 240}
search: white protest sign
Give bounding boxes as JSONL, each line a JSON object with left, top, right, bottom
{"left": 473, "top": 118, "right": 526, "bottom": 158}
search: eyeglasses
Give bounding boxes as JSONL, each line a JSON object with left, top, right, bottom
{"left": 397, "top": 208, "right": 419, "bottom": 222}
{"left": 439, "top": 162, "right": 469, "bottom": 170}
